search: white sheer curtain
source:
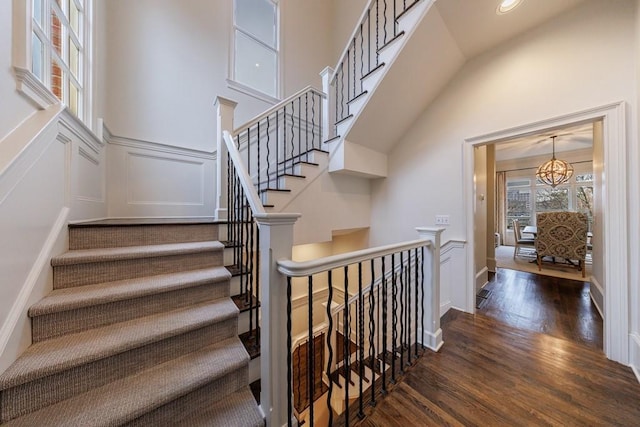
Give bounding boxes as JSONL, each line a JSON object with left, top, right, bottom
{"left": 495, "top": 171, "right": 507, "bottom": 246}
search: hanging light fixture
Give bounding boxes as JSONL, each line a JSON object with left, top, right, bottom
{"left": 535, "top": 136, "right": 574, "bottom": 187}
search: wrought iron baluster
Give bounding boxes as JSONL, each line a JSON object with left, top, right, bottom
{"left": 298, "top": 97, "right": 302, "bottom": 164}
{"left": 346, "top": 49, "right": 350, "bottom": 113}
{"left": 255, "top": 221, "right": 260, "bottom": 343}
{"left": 360, "top": 24, "right": 364, "bottom": 93}
{"left": 308, "top": 275, "right": 315, "bottom": 425}
{"left": 325, "top": 271, "right": 334, "bottom": 426}
{"left": 247, "top": 128, "right": 251, "bottom": 179}
{"left": 367, "top": 10, "right": 371, "bottom": 72}
{"left": 414, "top": 247, "right": 419, "bottom": 358}
{"left": 248, "top": 199, "right": 254, "bottom": 337}
{"left": 305, "top": 93, "right": 309, "bottom": 161}
{"left": 394, "top": 0, "right": 397, "bottom": 36}
{"left": 376, "top": 0, "right": 380, "bottom": 65}
{"left": 391, "top": 253, "right": 397, "bottom": 383}
{"left": 290, "top": 101, "right": 295, "bottom": 175}
{"left": 287, "top": 276, "right": 293, "bottom": 427}
{"left": 381, "top": 255, "right": 387, "bottom": 394}
{"left": 266, "top": 116, "right": 271, "bottom": 188}
{"left": 352, "top": 38, "right": 356, "bottom": 99}
{"left": 368, "top": 259, "right": 376, "bottom": 406}
{"left": 358, "top": 262, "right": 365, "bottom": 419}
{"left": 276, "top": 110, "right": 280, "bottom": 184}
{"left": 399, "top": 251, "right": 405, "bottom": 373}
{"left": 311, "top": 92, "right": 316, "bottom": 152}
{"left": 343, "top": 266, "right": 350, "bottom": 427}
{"left": 406, "top": 249, "right": 412, "bottom": 363}
{"left": 257, "top": 122, "right": 261, "bottom": 193}
{"left": 383, "top": 0, "right": 388, "bottom": 45}
{"left": 420, "top": 246, "right": 425, "bottom": 351}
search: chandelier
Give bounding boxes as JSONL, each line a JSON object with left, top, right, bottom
{"left": 535, "top": 136, "right": 574, "bottom": 187}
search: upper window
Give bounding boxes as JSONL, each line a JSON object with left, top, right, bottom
{"left": 232, "top": 0, "right": 279, "bottom": 99}
{"left": 31, "top": 0, "right": 86, "bottom": 118}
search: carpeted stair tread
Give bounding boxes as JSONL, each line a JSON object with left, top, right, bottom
{"left": 2, "top": 337, "right": 249, "bottom": 427}
{"left": 29, "top": 266, "right": 231, "bottom": 316}
{"left": 51, "top": 241, "right": 224, "bottom": 266}
{"left": 0, "top": 299, "right": 238, "bottom": 389}
{"left": 176, "top": 388, "right": 263, "bottom": 427}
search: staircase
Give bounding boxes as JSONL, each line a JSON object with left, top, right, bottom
{"left": 0, "top": 220, "right": 263, "bottom": 426}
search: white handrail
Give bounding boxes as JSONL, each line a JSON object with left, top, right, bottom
{"left": 277, "top": 238, "right": 431, "bottom": 277}
{"left": 223, "top": 130, "right": 266, "bottom": 215}
{"left": 233, "top": 85, "right": 326, "bottom": 135}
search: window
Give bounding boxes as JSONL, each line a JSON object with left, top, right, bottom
{"left": 14, "top": 0, "right": 91, "bottom": 123}
{"left": 32, "top": 0, "right": 86, "bottom": 117}
{"left": 232, "top": 0, "right": 279, "bottom": 100}
{"left": 505, "top": 164, "right": 594, "bottom": 231}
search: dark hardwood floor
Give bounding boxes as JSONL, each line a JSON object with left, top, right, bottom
{"left": 355, "top": 268, "right": 640, "bottom": 426}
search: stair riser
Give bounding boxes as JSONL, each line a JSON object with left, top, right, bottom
{"left": 0, "top": 318, "right": 238, "bottom": 422}
{"left": 32, "top": 280, "right": 231, "bottom": 342}
{"left": 69, "top": 224, "right": 219, "bottom": 250}
{"left": 53, "top": 251, "right": 223, "bottom": 289}
{"left": 238, "top": 308, "right": 261, "bottom": 336}
{"left": 124, "top": 368, "right": 248, "bottom": 426}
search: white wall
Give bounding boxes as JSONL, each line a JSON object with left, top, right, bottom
{"left": 0, "top": 1, "right": 38, "bottom": 142}
{"left": 331, "top": 0, "right": 369, "bottom": 62}
{"left": 369, "top": 0, "right": 637, "bottom": 315}
{"left": 99, "top": 0, "right": 334, "bottom": 153}
{"left": 631, "top": 0, "right": 640, "bottom": 380}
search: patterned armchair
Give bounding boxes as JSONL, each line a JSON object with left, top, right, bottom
{"left": 535, "top": 211, "right": 588, "bottom": 278}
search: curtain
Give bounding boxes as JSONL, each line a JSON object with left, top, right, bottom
{"left": 495, "top": 171, "right": 507, "bottom": 246}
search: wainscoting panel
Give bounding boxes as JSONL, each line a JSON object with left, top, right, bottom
{"left": 440, "top": 240, "right": 467, "bottom": 314}
{"left": 107, "top": 135, "right": 216, "bottom": 218}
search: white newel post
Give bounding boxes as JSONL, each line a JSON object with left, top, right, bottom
{"left": 416, "top": 227, "right": 445, "bottom": 352}
{"left": 319, "top": 66, "right": 334, "bottom": 141}
{"left": 255, "top": 213, "right": 301, "bottom": 427}
{"left": 214, "top": 96, "right": 237, "bottom": 221}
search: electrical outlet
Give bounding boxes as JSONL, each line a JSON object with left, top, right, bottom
{"left": 435, "top": 215, "right": 450, "bottom": 225}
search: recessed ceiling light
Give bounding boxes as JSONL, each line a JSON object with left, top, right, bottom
{"left": 496, "top": 0, "right": 523, "bottom": 15}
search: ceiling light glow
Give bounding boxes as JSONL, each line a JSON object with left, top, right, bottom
{"left": 497, "top": 0, "right": 523, "bottom": 14}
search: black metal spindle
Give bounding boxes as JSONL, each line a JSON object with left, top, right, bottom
{"left": 358, "top": 262, "right": 365, "bottom": 419}
{"left": 381, "top": 255, "right": 387, "bottom": 394}
{"left": 414, "top": 247, "right": 419, "bottom": 358}
{"left": 406, "top": 250, "right": 412, "bottom": 363}
{"left": 405, "top": 251, "right": 410, "bottom": 367}
{"left": 391, "top": 253, "right": 397, "bottom": 383}
{"left": 265, "top": 116, "right": 271, "bottom": 188}
{"left": 287, "top": 276, "right": 293, "bottom": 427}
{"left": 368, "top": 259, "right": 376, "bottom": 406}
{"left": 290, "top": 100, "right": 295, "bottom": 175}
{"left": 298, "top": 97, "right": 302, "bottom": 163}
{"left": 343, "top": 266, "right": 350, "bottom": 427}
{"left": 367, "top": 10, "right": 371, "bottom": 72}
{"left": 376, "top": 0, "right": 380, "bottom": 65}
{"left": 420, "top": 246, "right": 425, "bottom": 352}
{"left": 360, "top": 24, "right": 364, "bottom": 92}
{"left": 346, "top": 48, "right": 350, "bottom": 112}
{"left": 352, "top": 38, "right": 356, "bottom": 99}
{"left": 399, "top": 251, "right": 405, "bottom": 373}
{"left": 255, "top": 222, "right": 260, "bottom": 342}
{"left": 311, "top": 93, "right": 316, "bottom": 153}
{"left": 394, "top": 0, "right": 397, "bottom": 36}
{"left": 276, "top": 110, "right": 280, "bottom": 184}
{"left": 326, "top": 271, "right": 334, "bottom": 426}
{"left": 304, "top": 92, "right": 313, "bottom": 161}
{"left": 248, "top": 203, "right": 254, "bottom": 337}
{"left": 247, "top": 128, "right": 251, "bottom": 179}
{"left": 308, "top": 276, "right": 314, "bottom": 425}
{"left": 383, "top": 0, "right": 388, "bottom": 45}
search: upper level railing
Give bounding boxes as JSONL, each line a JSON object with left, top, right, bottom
{"left": 232, "top": 86, "right": 326, "bottom": 198}
{"left": 330, "top": 0, "right": 422, "bottom": 133}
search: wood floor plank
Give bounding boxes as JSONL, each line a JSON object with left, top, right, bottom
{"left": 353, "top": 268, "right": 640, "bottom": 426}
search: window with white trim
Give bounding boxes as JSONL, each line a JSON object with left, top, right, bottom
{"left": 506, "top": 163, "right": 594, "bottom": 231}
{"left": 31, "top": 0, "right": 86, "bottom": 118}
{"left": 232, "top": 0, "right": 279, "bottom": 99}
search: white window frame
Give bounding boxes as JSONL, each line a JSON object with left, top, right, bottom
{"left": 228, "top": 0, "right": 281, "bottom": 103}
{"left": 505, "top": 161, "right": 593, "bottom": 231}
{"left": 12, "top": 0, "right": 93, "bottom": 125}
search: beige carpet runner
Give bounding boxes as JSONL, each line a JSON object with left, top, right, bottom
{"left": 0, "top": 220, "right": 263, "bottom": 426}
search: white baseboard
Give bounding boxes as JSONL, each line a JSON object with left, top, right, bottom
{"left": 631, "top": 333, "right": 640, "bottom": 384}
{"left": 421, "top": 328, "right": 443, "bottom": 352}
{"left": 440, "top": 301, "right": 452, "bottom": 315}
{"left": 590, "top": 277, "right": 604, "bottom": 319}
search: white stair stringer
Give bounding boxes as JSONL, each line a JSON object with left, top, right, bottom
{"left": 327, "top": 0, "right": 436, "bottom": 177}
